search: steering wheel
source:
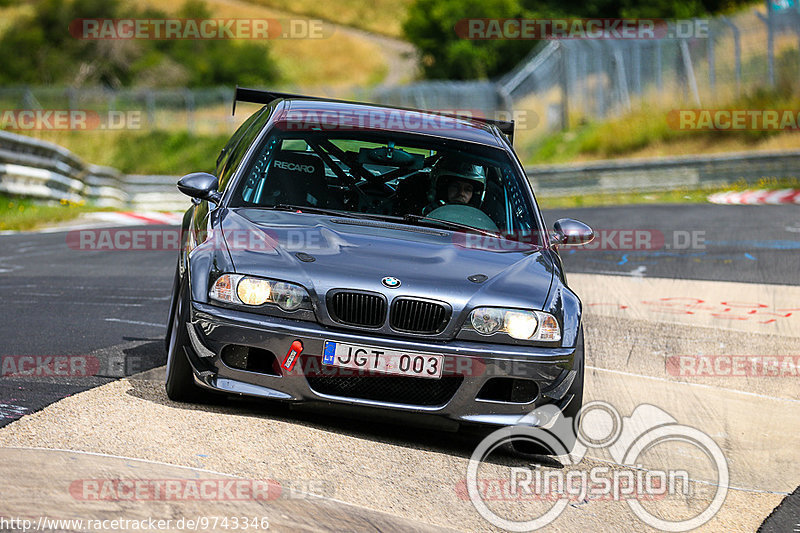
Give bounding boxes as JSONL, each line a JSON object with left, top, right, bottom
{"left": 354, "top": 180, "right": 397, "bottom": 215}
{"left": 426, "top": 204, "right": 500, "bottom": 232}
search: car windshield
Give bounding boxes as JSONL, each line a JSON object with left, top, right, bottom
{"left": 229, "top": 129, "right": 541, "bottom": 245}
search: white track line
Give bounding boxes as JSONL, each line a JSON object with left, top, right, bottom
{"left": 587, "top": 365, "right": 800, "bottom": 404}
{"left": 0, "top": 446, "right": 393, "bottom": 507}
{"left": 105, "top": 318, "right": 165, "bottom": 328}
{"left": 582, "top": 455, "right": 791, "bottom": 496}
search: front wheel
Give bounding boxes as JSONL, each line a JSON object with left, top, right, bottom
{"left": 165, "top": 280, "right": 202, "bottom": 402}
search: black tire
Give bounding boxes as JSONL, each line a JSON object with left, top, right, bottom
{"left": 164, "top": 264, "right": 180, "bottom": 352}
{"left": 511, "top": 326, "right": 585, "bottom": 457}
{"left": 165, "top": 279, "right": 202, "bottom": 402}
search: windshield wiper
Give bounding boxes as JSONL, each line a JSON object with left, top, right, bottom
{"left": 268, "top": 205, "right": 501, "bottom": 238}
{"left": 268, "top": 204, "right": 362, "bottom": 218}
{"left": 270, "top": 205, "right": 404, "bottom": 223}
{"left": 402, "top": 214, "right": 502, "bottom": 238}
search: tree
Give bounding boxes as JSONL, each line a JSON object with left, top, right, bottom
{"left": 0, "top": 0, "right": 278, "bottom": 87}
{"left": 404, "top": 0, "right": 758, "bottom": 80}
{"left": 403, "top": 0, "right": 532, "bottom": 80}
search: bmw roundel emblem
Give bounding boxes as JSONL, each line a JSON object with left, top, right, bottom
{"left": 382, "top": 276, "right": 401, "bottom": 288}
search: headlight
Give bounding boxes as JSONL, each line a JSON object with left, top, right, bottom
{"left": 504, "top": 310, "right": 538, "bottom": 339}
{"left": 470, "top": 308, "right": 504, "bottom": 335}
{"left": 210, "top": 274, "right": 310, "bottom": 311}
{"left": 210, "top": 274, "right": 242, "bottom": 303}
{"left": 237, "top": 277, "right": 272, "bottom": 305}
{"left": 270, "top": 281, "right": 306, "bottom": 311}
{"left": 468, "top": 307, "right": 561, "bottom": 342}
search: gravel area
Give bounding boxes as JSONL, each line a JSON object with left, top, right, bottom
{"left": 0, "top": 366, "right": 785, "bottom": 531}
{"left": 0, "top": 303, "right": 795, "bottom": 531}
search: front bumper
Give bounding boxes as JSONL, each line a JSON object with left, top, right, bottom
{"left": 185, "top": 301, "right": 580, "bottom": 430}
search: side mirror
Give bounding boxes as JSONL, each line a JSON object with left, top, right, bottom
{"left": 177, "top": 172, "right": 221, "bottom": 203}
{"left": 552, "top": 218, "right": 594, "bottom": 246}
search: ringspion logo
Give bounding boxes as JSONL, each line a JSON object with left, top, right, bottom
{"left": 466, "top": 402, "right": 728, "bottom": 531}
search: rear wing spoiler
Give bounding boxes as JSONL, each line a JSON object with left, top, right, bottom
{"left": 232, "top": 86, "right": 515, "bottom": 144}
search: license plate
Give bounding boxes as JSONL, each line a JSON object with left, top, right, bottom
{"left": 322, "top": 341, "right": 443, "bottom": 379}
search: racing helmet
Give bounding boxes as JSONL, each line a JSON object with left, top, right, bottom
{"left": 431, "top": 156, "right": 487, "bottom": 206}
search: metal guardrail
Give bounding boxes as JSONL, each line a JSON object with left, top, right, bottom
{"left": 526, "top": 150, "right": 800, "bottom": 197}
{"left": 3, "top": 129, "right": 800, "bottom": 208}
{"left": 124, "top": 174, "right": 189, "bottom": 211}
{"left": 0, "top": 131, "right": 189, "bottom": 210}
{"left": 0, "top": 130, "right": 128, "bottom": 207}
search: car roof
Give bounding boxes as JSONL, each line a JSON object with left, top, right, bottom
{"left": 272, "top": 99, "right": 506, "bottom": 147}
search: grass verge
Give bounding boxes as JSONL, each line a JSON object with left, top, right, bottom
{"left": 521, "top": 87, "right": 800, "bottom": 165}
{"left": 537, "top": 179, "right": 800, "bottom": 209}
{"left": 124, "top": 0, "right": 393, "bottom": 87}
{"left": 24, "top": 130, "right": 229, "bottom": 175}
{"left": 241, "top": 0, "right": 413, "bottom": 38}
{"left": 0, "top": 195, "right": 111, "bottom": 232}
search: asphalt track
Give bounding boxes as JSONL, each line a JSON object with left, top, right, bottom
{"left": 0, "top": 203, "right": 797, "bottom": 531}
{"left": 545, "top": 203, "right": 800, "bottom": 285}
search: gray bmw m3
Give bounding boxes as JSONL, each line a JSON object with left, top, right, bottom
{"left": 165, "top": 88, "right": 594, "bottom": 451}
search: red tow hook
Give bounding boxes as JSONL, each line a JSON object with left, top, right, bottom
{"left": 282, "top": 340, "right": 303, "bottom": 371}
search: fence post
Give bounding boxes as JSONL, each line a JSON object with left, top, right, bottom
{"left": 632, "top": 41, "right": 642, "bottom": 97}
{"left": 767, "top": 10, "right": 775, "bottom": 87}
{"left": 679, "top": 39, "right": 702, "bottom": 106}
{"left": 756, "top": 10, "right": 775, "bottom": 86}
{"left": 496, "top": 84, "right": 513, "bottom": 116}
{"left": 707, "top": 23, "right": 716, "bottom": 92}
{"left": 558, "top": 43, "right": 569, "bottom": 130}
{"left": 146, "top": 90, "right": 156, "bottom": 128}
{"left": 22, "top": 87, "right": 37, "bottom": 109}
{"left": 655, "top": 39, "right": 663, "bottom": 93}
{"left": 720, "top": 17, "right": 742, "bottom": 97}
{"left": 578, "top": 41, "right": 588, "bottom": 114}
{"left": 185, "top": 89, "right": 195, "bottom": 134}
{"left": 611, "top": 41, "right": 632, "bottom": 112}
{"left": 588, "top": 40, "right": 605, "bottom": 118}
{"left": 567, "top": 42, "right": 578, "bottom": 116}
{"left": 66, "top": 87, "right": 76, "bottom": 111}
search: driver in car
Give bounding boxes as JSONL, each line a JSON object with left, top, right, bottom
{"left": 425, "top": 157, "right": 487, "bottom": 211}
{"left": 447, "top": 177, "right": 475, "bottom": 205}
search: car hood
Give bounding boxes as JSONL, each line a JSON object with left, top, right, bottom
{"left": 221, "top": 208, "right": 555, "bottom": 311}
